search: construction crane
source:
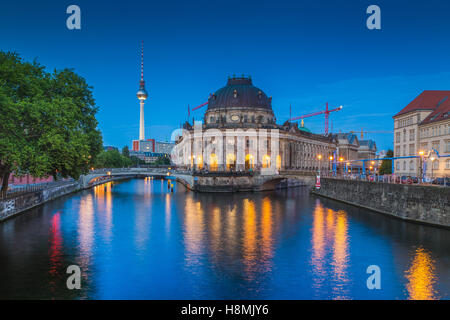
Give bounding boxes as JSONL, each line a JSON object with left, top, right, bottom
{"left": 289, "top": 102, "right": 343, "bottom": 135}
{"left": 350, "top": 128, "right": 393, "bottom": 139}
{"left": 191, "top": 101, "right": 209, "bottom": 111}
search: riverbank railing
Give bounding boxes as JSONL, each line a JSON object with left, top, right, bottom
{"left": 1, "top": 179, "right": 76, "bottom": 200}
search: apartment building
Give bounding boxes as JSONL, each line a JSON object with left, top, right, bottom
{"left": 393, "top": 90, "right": 450, "bottom": 177}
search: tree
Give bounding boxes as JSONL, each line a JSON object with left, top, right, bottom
{"left": 155, "top": 155, "right": 171, "bottom": 165}
{"left": 95, "top": 149, "right": 131, "bottom": 168}
{"left": 0, "top": 51, "right": 102, "bottom": 195}
{"left": 379, "top": 149, "right": 393, "bottom": 175}
{"left": 122, "top": 145, "right": 130, "bottom": 158}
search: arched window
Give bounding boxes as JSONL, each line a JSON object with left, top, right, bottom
{"left": 409, "top": 160, "right": 414, "bottom": 171}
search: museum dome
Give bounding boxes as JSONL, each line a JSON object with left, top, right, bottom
{"left": 207, "top": 76, "right": 272, "bottom": 111}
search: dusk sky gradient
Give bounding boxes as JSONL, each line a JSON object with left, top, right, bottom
{"left": 2, "top": 0, "right": 450, "bottom": 150}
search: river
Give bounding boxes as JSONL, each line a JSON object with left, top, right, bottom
{"left": 0, "top": 178, "right": 449, "bottom": 299}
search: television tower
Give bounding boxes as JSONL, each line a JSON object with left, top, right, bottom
{"left": 136, "top": 40, "right": 148, "bottom": 141}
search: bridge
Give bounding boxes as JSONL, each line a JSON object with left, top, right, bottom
{"left": 79, "top": 168, "right": 195, "bottom": 189}
{"left": 80, "top": 167, "right": 317, "bottom": 192}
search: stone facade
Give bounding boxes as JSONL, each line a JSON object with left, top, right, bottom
{"left": 174, "top": 77, "right": 336, "bottom": 174}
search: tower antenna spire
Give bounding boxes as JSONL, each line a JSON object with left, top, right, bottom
{"left": 140, "top": 40, "right": 144, "bottom": 82}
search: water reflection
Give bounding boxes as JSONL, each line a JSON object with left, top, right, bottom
{"left": 310, "top": 203, "right": 350, "bottom": 299}
{"left": 94, "top": 182, "right": 113, "bottom": 242}
{"left": 405, "top": 247, "right": 438, "bottom": 300}
{"left": 183, "top": 197, "right": 206, "bottom": 268}
{"left": 0, "top": 179, "right": 449, "bottom": 299}
{"left": 260, "top": 197, "right": 274, "bottom": 270}
{"left": 48, "top": 212, "right": 63, "bottom": 294}
{"left": 78, "top": 193, "right": 94, "bottom": 267}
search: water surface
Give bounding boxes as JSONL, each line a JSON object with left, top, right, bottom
{"left": 0, "top": 178, "right": 449, "bottom": 299}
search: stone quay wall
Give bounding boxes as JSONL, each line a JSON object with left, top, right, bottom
{"left": 0, "top": 182, "right": 80, "bottom": 222}
{"left": 313, "top": 178, "right": 450, "bottom": 228}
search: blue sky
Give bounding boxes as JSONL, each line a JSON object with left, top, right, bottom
{"left": 1, "top": 0, "right": 450, "bottom": 150}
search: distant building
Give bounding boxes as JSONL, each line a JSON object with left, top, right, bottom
{"left": 377, "top": 150, "right": 388, "bottom": 158}
{"left": 333, "top": 133, "right": 378, "bottom": 171}
{"left": 155, "top": 141, "right": 174, "bottom": 154}
{"left": 358, "top": 140, "right": 377, "bottom": 160}
{"left": 140, "top": 139, "right": 155, "bottom": 153}
{"left": 393, "top": 90, "right": 450, "bottom": 177}
{"left": 334, "top": 133, "right": 360, "bottom": 161}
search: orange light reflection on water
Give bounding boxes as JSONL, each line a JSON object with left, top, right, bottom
{"left": 310, "top": 202, "right": 350, "bottom": 299}
{"left": 405, "top": 247, "right": 438, "bottom": 300}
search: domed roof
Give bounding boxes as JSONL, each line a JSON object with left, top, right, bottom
{"left": 299, "top": 126, "right": 311, "bottom": 133}
{"left": 207, "top": 76, "right": 272, "bottom": 111}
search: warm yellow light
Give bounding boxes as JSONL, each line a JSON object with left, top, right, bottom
{"left": 418, "top": 150, "right": 424, "bottom": 156}
{"left": 339, "top": 157, "right": 344, "bottom": 162}
{"left": 430, "top": 157, "right": 435, "bottom": 161}
{"left": 371, "top": 161, "right": 375, "bottom": 165}
{"left": 329, "top": 156, "right": 333, "bottom": 161}
{"left": 317, "top": 154, "right": 322, "bottom": 160}
{"left": 369, "top": 166, "right": 373, "bottom": 170}
{"left": 107, "top": 171, "right": 111, "bottom": 176}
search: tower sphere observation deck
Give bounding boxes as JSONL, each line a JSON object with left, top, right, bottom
{"left": 137, "top": 81, "right": 148, "bottom": 100}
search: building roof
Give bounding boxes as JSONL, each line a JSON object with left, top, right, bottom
{"left": 298, "top": 126, "right": 311, "bottom": 133}
{"left": 420, "top": 96, "right": 450, "bottom": 125}
{"left": 393, "top": 90, "right": 450, "bottom": 118}
{"left": 359, "top": 139, "right": 377, "bottom": 151}
{"left": 334, "top": 133, "right": 359, "bottom": 145}
{"left": 207, "top": 76, "right": 273, "bottom": 111}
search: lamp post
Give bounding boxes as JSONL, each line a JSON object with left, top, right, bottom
{"left": 418, "top": 150, "right": 424, "bottom": 184}
{"left": 430, "top": 156, "right": 436, "bottom": 180}
{"left": 329, "top": 156, "right": 333, "bottom": 176}
{"left": 317, "top": 154, "right": 322, "bottom": 175}
{"left": 339, "top": 157, "right": 344, "bottom": 177}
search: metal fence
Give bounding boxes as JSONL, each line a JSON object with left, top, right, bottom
{"left": 1, "top": 179, "right": 76, "bottom": 200}
{"left": 321, "top": 173, "right": 450, "bottom": 186}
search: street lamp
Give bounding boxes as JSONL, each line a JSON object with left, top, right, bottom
{"left": 418, "top": 150, "right": 425, "bottom": 183}
{"left": 430, "top": 156, "right": 436, "bottom": 179}
{"left": 339, "top": 157, "right": 344, "bottom": 176}
{"left": 329, "top": 156, "right": 333, "bottom": 174}
{"left": 317, "top": 154, "right": 322, "bottom": 174}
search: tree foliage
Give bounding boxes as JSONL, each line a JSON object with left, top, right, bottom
{"left": 95, "top": 149, "right": 131, "bottom": 168}
{"left": 379, "top": 149, "right": 393, "bottom": 175}
{"left": 0, "top": 51, "right": 102, "bottom": 194}
{"left": 154, "top": 155, "right": 171, "bottom": 165}
{"left": 122, "top": 145, "right": 130, "bottom": 158}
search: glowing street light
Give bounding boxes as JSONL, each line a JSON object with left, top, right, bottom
{"left": 317, "top": 154, "right": 322, "bottom": 174}
{"left": 430, "top": 156, "right": 436, "bottom": 179}
{"left": 418, "top": 150, "right": 425, "bottom": 183}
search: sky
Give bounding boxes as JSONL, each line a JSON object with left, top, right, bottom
{"left": 1, "top": 0, "right": 450, "bottom": 151}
